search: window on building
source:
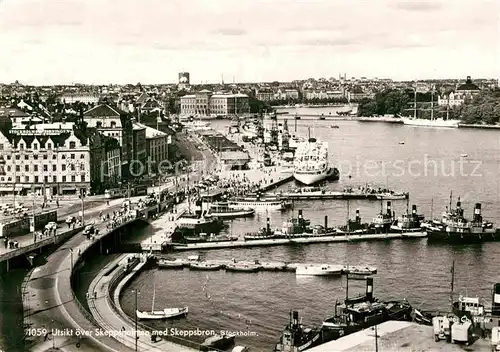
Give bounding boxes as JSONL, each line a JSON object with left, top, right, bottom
{"left": 34, "top": 176, "right": 39, "bottom": 183}
{"left": 16, "top": 176, "right": 20, "bottom": 183}
{"left": 43, "top": 154, "right": 47, "bottom": 159}
{"left": 43, "top": 165, "right": 48, "bottom": 172}
{"left": 70, "top": 164, "right": 75, "bottom": 171}
{"left": 0, "top": 177, "right": 3, "bottom": 182}
{"left": 47, "top": 143, "right": 52, "bottom": 150}
{"left": 7, "top": 166, "right": 11, "bottom": 172}
{"left": 24, "top": 155, "right": 28, "bottom": 160}
{"left": 71, "top": 175, "right": 75, "bottom": 182}
{"left": 19, "top": 144, "right": 24, "bottom": 150}
{"left": 0, "top": 144, "right": 3, "bottom": 150}
{"left": 25, "top": 176, "right": 29, "bottom": 182}
{"left": 71, "top": 154, "right": 75, "bottom": 159}
{"left": 69, "top": 141, "right": 76, "bottom": 149}
{"left": 25, "top": 165, "right": 29, "bottom": 172}
{"left": 33, "top": 144, "right": 38, "bottom": 150}
{"left": 53, "top": 176, "right": 56, "bottom": 182}
{"left": 80, "top": 163, "right": 85, "bottom": 170}
{"left": 34, "top": 154, "right": 38, "bottom": 160}
{"left": 62, "top": 165, "right": 66, "bottom": 171}
{"left": 80, "top": 154, "right": 85, "bottom": 159}
{"left": 62, "top": 154, "right": 66, "bottom": 159}
{"left": 62, "top": 176, "right": 66, "bottom": 182}
{"left": 15, "top": 155, "right": 20, "bottom": 160}
{"left": 34, "top": 165, "right": 38, "bottom": 171}
{"left": 6, "top": 155, "right": 10, "bottom": 160}
{"left": 44, "top": 176, "right": 48, "bottom": 183}
{"left": 80, "top": 174, "right": 85, "bottom": 182}
{"left": 53, "top": 165, "right": 56, "bottom": 171}
{"left": 16, "top": 165, "right": 20, "bottom": 172}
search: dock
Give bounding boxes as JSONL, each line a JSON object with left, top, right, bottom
{"left": 155, "top": 257, "right": 377, "bottom": 275}
{"left": 267, "top": 190, "right": 409, "bottom": 201}
{"left": 168, "top": 231, "right": 426, "bottom": 251}
{"left": 307, "top": 321, "right": 491, "bottom": 351}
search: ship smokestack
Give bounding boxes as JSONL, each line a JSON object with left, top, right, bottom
{"left": 324, "top": 215, "right": 328, "bottom": 230}
{"left": 366, "top": 277, "right": 374, "bottom": 302}
{"left": 266, "top": 217, "right": 270, "bottom": 233}
{"left": 492, "top": 283, "right": 500, "bottom": 317}
{"left": 474, "top": 203, "right": 482, "bottom": 223}
{"left": 355, "top": 209, "right": 360, "bottom": 223}
{"left": 456, "top": 198, "right": 461, "bottom": 210}
{"left": 292, "top": 311, "right": 299, "bottom": 326}
{"left": 386, "top": 201, "right": 391, "bottom": 216}
{"left": 412, "top": 205, "right": 417, "bottom": 215}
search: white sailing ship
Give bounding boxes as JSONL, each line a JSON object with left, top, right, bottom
{"left": 136, "top": 283, "right": 188, "bottom": 320}
{"left": 293, "top": 129, "right": 329, "bottom": 185}
{"left": 402, "top": 82, "right": 460, "bottom": 128}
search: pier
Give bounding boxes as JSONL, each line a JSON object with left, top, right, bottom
{"left": 167, "top": 231, "right": 426, "bottom": 251}
{"left": 267, "top": 190, "right": 409, "bottom": 201}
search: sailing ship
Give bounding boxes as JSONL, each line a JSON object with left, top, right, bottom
{"left": 402, "top": 83, "right": 460, "bottom": 128}
{"left": 136, "top": 282, "right": 188, "bottom": 320}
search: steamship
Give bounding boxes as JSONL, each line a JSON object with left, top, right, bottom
{"left": 426, "top": 197, "right": 498, "bottom": 243}
{"left": 274, "top": 278, "right": 412, "bottom": 351}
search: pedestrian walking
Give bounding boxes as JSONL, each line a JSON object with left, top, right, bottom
{"left": 94, "top": 291, "right": 97, "bottom": 299}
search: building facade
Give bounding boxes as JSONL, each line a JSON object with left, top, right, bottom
{"left": 59, "top": 93, "right": 100, "bottom": 104}
{"left": 180, "top": 92, "right": 250, "bottom": 117}
{"left": 145, "top": 126, "right": 170, "bottom": 174}
{"left": 0, "top": 123, "right": 90, "bottom": 197}
{"left": 438, "top": 76, "right": 481, "bottom": 107}
{"left": 131, "top": 122, "right": 147, "bottom": 177}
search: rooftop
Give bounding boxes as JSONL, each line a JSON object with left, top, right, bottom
{"left": 84, "top": 104, "right": 121, "bottom": 118}
{"left": 0, "top": 107, "right": 30, "bottom": 118}
{"left": 144, "top": 125, "right": 167, "bottom": 139}
{"left": 457, "top": 76, "right": 480, "bottom": 91}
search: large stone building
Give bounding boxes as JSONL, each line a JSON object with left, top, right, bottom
{"left": 438, "top": 76, "right": 481, "bottom": 107}
{"left": 144, "top": 126, "right": 171, "bottom": 174}
{"left": 0, "top": 123, "right": 91, "bottom": 197}
{"left": 59, "top": 93, "right": 99, "bottom": 104}
{"left": 88, "top": 130, "right": 121, "bottom": 193}
{"left": 180, "top": 91, "right": 250, "bottom": 117}
{"left": 131, "top": 122, "right": 147, "bottom": 177}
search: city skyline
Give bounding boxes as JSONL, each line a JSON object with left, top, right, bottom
{"left": 0, "top": 0, "right": 499, "bottom": 85}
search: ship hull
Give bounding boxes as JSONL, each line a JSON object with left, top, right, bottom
{"left": 402, "top": 117, "right": 459, "bottom": 128}
{"left": 293, "top": 171, "right": 328, "bottom": 185}
{"left": 426, "top": 228, "right": 498, "bottom": 243}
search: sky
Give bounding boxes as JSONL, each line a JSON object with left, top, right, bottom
{"left": 0, "top": 0, "right": 499, "bottom": 85}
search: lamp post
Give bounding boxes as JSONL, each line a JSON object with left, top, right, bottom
{"left": 133, "top": 289, "right": 140, "bottom": 351}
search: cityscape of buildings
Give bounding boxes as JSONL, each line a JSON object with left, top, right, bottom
{"left": 0, "top": 72, "right": 498, "bottom": 197}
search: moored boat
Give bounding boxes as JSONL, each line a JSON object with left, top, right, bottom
{"left": 189, "top": 262, "right": 224, "bottom": 270}
{"left": 200, "top": 334, "right": 236, "bottom": 351}
{"left": 136, "top": 307, "right": 188, "bottom": 320}
{"left": 274, "top": 311, "right": 323, "bottom": 352}
{"left": 205, "top": 201, "right": 255, "bottom": 219}
{"left": 295, "top": 264, "right": 342, "bottom": 276}
{"left": 293, "top": 131, "right": 330, "bottom": 185}
{"left": 157, "top": 258, "right": 186, "bottom": 269}
{"left": 226, "top": 262, "right": 261, "bottom": 272}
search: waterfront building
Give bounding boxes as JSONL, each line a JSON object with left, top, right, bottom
{"left": 180, "top": 91, "right": 249, "bottom": 117}
{"left": 438, "top": 76, "right": 481, "bottom": 107}
{"left": 131, "top": 122, "right": 147, "bottom": 177}
{"left": 88, "top": 131, "right": 121, "bottom": 193}
{"left": 0, "top": 123, "right": 90, "bottom": 197}
{"left": 144, "top": 126, "right": 171, "bottom": 174}
{"left": 58, "top": 93, "right": 100, "bottom": 104}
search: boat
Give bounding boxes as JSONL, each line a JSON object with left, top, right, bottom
{"left": 175, "top": 212, "right": 225, "bottom": 238}
{"left": 460, "top": 153, "right": 468, "bottom": 157}
{"left": 200, "top": 334, "right": 235, "bottom": 351}
{"left": 330, "top": 125, "right": 339, "bottom": 129}
{"left": 293, "top": 128, "right": 330, "bottom": 185}
{"left": 390, "top": 204, "right": 426, "bottom": 235}
{"left": 228, "top": 193, "right": 291, "bottom": 212}
{"left": 321, "top": 278, "right": 412, "bottom": 342}
{"left": 189, "top": 262, "right": 224, "bottom": 270}
{"left": 183, "top": 233, "right": 238, "bottom": 243}
{"left": 426, "top": 197, "right": 497, "bottom": 243}
{"left": 244, "top": 218, "right": 286, "bottom": 241}
{"left": 399, "top": 141, "right": 405, "bottom": 144}
{"left": 205, "top": 201, "right": 255, "bottom": 219}
{"left": 232, "top": 346, "right": 250, "bottom": 352}
{"left": 402, "top": 83, "right": 459, "bottom": 128}
{"left": 226, "top": 262, "right": 260, "bottom": 272}
{"left": 295, "top": 264, "right": 342, "bottom": 276}
{"left": 136, "top": 283, "right": 188, "bottom": 320}
{"left": 274, "top": 311, "right": 323, "bottom": 352}
{"left": 157, "top": 258, "right": 186, "bottom": 269}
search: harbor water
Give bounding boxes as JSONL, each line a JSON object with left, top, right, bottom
{"left": 121, "top": 120, "right": 500, "bottom": 351}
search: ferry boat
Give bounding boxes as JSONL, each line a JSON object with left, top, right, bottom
{"left": 205, "top": 201, "right": 255, "bottom": 219}
{"left": 293, "top": 133, "right": 330, "bottom": 185}
{"left": 295, "top": 264, "right": 342, "bottom": 276}
{"left": 426, "top": 198, "right": 497, "bottom": 243}
{"left": 228, "top": 194, "right": 291, "bottom": 212}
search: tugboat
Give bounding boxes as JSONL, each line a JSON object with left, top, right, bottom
{"left": 390, "top": 204, "right": 426, "bottom": 235}
{"left": 274, "top": 311, "right": 323, "bottom": 352}
{"left": 426, "top": 197, "right": 497, "bottom": 243}
{"left": 172, "top": 199, "right": 225, "bottom": 242}
{"left": 244, "top": 218, "right": 286, "bottom": 240}
{"left": 321, "top": 278, "right": 412, "bottom": 342}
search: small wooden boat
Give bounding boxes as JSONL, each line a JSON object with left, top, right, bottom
{"left": 189, "top": 262, "right": 223, "bottom": 270}
{"left": 136, "top": 282, "right": 188, "bottom": 320}
{"left": 157, "top": 259, "right": 186, "bottom": 269}
{"left": 226, "top": 262, "right": 260, "bottom": 272}
{"left": 136, "top": 307, "right": 188, "bottom": 320}
{"left": 295, "top": 264, "right": 342, "bottom": 276}
{"left": 200, "top": 334, "right": 235, "bottom": 351}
